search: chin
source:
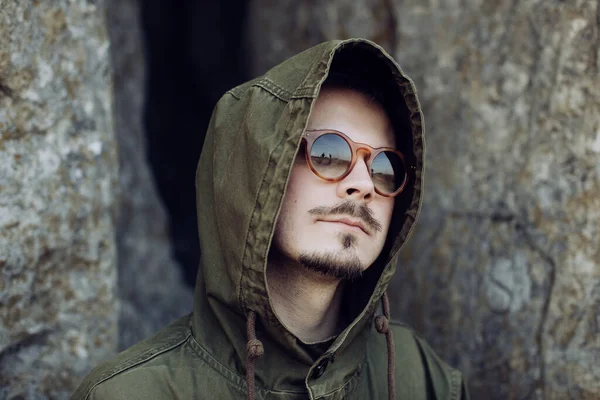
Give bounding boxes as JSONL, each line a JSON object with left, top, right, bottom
{"left": 297, "top": 249, "right": 364, "bottom": 281}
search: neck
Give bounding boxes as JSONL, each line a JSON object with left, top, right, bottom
{"left": 267, "top": 251, "right": 345, "bottom": 343}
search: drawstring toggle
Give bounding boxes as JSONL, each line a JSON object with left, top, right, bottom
{"left": 375, "top": 315, "right": 389, "bottom": 334}
{"left": 247, "top": 338, "right": 264, "bottom": 359}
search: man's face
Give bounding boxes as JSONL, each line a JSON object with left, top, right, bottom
{"left": 272, "top": 86, "right": 396, "bottom": 280}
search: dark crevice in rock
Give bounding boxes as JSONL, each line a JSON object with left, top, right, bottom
{"left": 516, "top": 222, "right": 556, "bottom": 399}
{"left": 447, "top": 210, "right": 517, "bottom": 223}
{"left": 0, "top": 76, "right": 13, "bottom": 98}
{"left": 105, "top": 0, "right": 195, "bottom": 351}
{"left": 0, "top": 329, "right": 52, "bottom": 363}
{"left": 140, "top": 0, "right": 250, "bottom": 287}
{"left": 447, "top": 207, "right": 557, "bottom": 396}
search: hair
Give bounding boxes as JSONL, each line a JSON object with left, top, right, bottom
{"left": 321, "top": 47, "right": 413, "bottom": 157}
{"left": 322, "top": 45, "right": 399, "bottom": 109}
{"left": 321, "top": 70, "right": 387, "bottom": 108}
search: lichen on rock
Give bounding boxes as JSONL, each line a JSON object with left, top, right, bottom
{"left": 0, "top": 1, "right": 118, "bottom": 398}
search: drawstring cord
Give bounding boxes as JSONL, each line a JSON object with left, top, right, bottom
{"left": 375, "top": 292, "right": 396, "bottom": 400}
{"left": 245, "top": 294, "right": 395, "bottom": 400}
{"left": 246, "top": 310, "right": 264, "bottom": 400}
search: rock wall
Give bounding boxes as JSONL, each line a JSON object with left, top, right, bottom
{"left": 247, "top": 0, "right": 600, "bottom": 398}
{"left": 105, "top": 0, "right": 193, "bottom": 352}
{"left": 0, "top": 1, "right": 118, "bottom": 398}
{"left": 0, "top": 0, "right": 192, "bottom": 397}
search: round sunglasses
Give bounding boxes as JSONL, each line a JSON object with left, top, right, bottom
{"left": 302, "top": 129, "right": 408, "bottom": 197}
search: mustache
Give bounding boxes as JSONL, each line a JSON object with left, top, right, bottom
{"left": 308, "top": 200, "right": 383, "bottom": 233}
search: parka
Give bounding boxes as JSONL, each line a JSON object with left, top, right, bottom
{"left": 72, "top": 38, "right": 469, "bottom": 400}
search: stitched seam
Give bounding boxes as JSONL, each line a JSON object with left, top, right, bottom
{"left": 237, "top": 112, "right": 275, "bottom": 312}
{"left": 188, "top": 333, "right": 306, "bottom": 396}
{"left": 238, "top": 101, "right": 295, "bottom": 312}
{"left": 309, "top": 349, "right": 366, "bottom": 399}
{"left": 264, "top": 77, "right": 292, "bottom": 98}
{"left": 226, "top": 90, "right": 241, "bottom": 100}
{"left": 188, "top": 334, "right": 248, "bottom": 391}
{"left": 315, "top": 361, "right": 363, "bottom": 399}
{"left": 238, "top": 166, "right": 264, "bottom": 312}
{"left": 253, "top": 77, "right": 291, "bottom": 102}
{"left": 451, "top": 369, "right": 460, "bottom": 400}
{"left": 293, "top": 41, "right": 337, "bottom": 100}
{"left": 291, "top": 86, "right": 317, "bottom": 99}
{"left": 83, "top": 330, "right": 191, "bottom": 399}
{"left": 258, "top": 105, "right": 299, "bottom": 285}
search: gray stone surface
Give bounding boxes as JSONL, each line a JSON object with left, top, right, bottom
{"left": 0, "top": 1, "right": 118, "bottom": 398}
{"left": 247, "top": 0, "right": 600, "bottom": 398}
{"left": 0, "top": 0, "right": 193, "bottom": 397}
{"left": 105, "top": 0, "right": 193, "bottom": 351}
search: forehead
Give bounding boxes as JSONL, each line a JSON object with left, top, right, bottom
{"left": 306, "top": 87, "right": 395, "bottom": 148}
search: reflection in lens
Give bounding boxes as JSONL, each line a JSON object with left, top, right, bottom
{"left": 371, "top": 151, "right": 405, "bottom": 194}
{"left": 310, "top": 133, "right": 352, "bottom": 179}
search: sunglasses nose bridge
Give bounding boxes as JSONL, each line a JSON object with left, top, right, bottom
{"left": 355, "top": 147, "right": 373, "bottom": 164}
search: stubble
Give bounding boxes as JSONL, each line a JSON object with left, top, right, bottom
{"left": 298, "top": 232, "right": 362, "bottom": 281}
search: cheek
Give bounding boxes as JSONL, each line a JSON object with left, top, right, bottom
{"left": 274, "top": 165, "right": 309, "bottom": 236}
{"left": 281, "top": 161, "right": 319, "bottom": 208}
{"left": 376, "top": 198, "right": 395, "bottom": 237}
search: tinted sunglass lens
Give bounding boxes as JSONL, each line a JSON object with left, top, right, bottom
{"left": 309, "top": 133, "right": 352, "bottom": 179}
{"left": 372, "top": 151, "right": 406, "bottom": 194}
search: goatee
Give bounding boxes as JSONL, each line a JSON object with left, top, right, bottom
{"left": 298, "top": 250, "right": 363, "bottom": 281}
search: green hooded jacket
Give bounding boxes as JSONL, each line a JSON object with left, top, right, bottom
{"left": 72, "top": 38, "right": 469, "bottom": 400}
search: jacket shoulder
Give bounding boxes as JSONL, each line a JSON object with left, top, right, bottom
{"left": 71, "top": 314, "right": 192, "bottom": 400}
{"left": 390, "top": 322, "right": 469, "bottom": 400}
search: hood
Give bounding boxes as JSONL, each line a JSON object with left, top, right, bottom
{"left": 192, "top": 38, "right": 424, "bottom": 392}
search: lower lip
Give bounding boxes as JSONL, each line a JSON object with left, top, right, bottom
{"left": 320, "top": 220, "right": 365, "bottom": 233}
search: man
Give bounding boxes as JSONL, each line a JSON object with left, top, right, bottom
{"left": 73, "top": 38, "right": 469, "bottom": 399}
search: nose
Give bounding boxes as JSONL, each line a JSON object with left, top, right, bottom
{"left": 336, "top": 154, "right": 375, "bottom": 203}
